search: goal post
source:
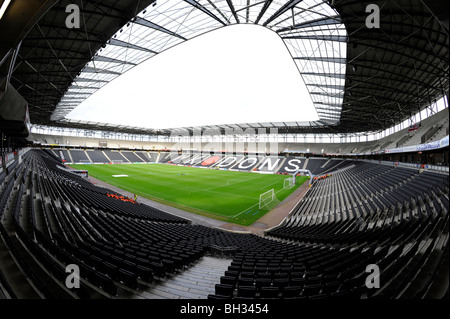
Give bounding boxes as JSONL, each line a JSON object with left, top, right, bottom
{"left": 259, "top": 189, "right": 280, "bottom": 210}
{"left": 259, "top": 189, "right": 274, "bottom": 209}
{"left": 283, "top": 176, "right": 295, "bottom": 189}
{"left": 292, "top": 169, "right": 313, "bottom": 186}
{"left": 112, "top": 160, "right": 123, "bottom": 164}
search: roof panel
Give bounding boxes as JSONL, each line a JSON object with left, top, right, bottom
{"left": 9, "top": 0, "right": 449, "bottom": 135}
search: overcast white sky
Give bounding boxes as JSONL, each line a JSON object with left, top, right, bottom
{"left": 67, "top": 24, "right": 318, "bottom": 130}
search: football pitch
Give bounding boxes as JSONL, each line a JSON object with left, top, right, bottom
{"left": 71, "top": 163, "right": 308, "bottom": 226}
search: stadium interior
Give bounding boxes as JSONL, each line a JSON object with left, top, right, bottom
{"left": 0, "top": 0, "right": 449, "bottom": 304}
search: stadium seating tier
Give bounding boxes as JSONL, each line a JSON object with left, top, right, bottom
{"left": 0, "top": 149, "right": 448, "bottom": 299}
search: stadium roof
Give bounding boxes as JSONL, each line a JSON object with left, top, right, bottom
{"left": 2, "top": 0, "right": 449, "bottom": 136}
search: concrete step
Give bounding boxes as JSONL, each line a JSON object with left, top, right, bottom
{"left": 127, "top": 255, "right": 232, "bottom": 299}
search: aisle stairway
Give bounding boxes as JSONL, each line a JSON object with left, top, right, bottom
{"left": 131, "top": 256, "right": 232, "bottom": 299}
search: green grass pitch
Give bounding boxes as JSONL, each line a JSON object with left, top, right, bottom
{"left": 71, "top": 163, "right": 308, "bottom": 226}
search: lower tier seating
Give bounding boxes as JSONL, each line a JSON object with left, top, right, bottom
{"left": 0, "top": 150, "right": 447, "bottom": 299}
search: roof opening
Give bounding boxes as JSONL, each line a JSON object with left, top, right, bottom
{"left": 66, "top": 24, "right": 318, "bottom": 130}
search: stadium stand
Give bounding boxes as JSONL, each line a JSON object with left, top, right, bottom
{"left": 54, "top": 149, "right": 72, "bottom": 163}
{"left": 428, "top": 118, "right": 449, "bottom": 143}
{"left": 266, "top": 162, "right": 448, "bottom": 298}
{"left": 157, "top": 152, "right": 175, "bottom": 164}
{"left": 86, "top": 150, "right": 110, "bottom": 164}
{"left": 1, "top": 149, "right": 447, "bottom": 299}
{"left": 304, "top": 158, "right": 329, "bottom": 175}
{"left": 135, "top": 151, "right": 158, "bottom": 163}
{"left": 69, "top": 150, "right": 90, "bottom": 163}
{"left": 121, "top": 151, "right": 145, "bottom": 163}
{"left": 256, "top": 156, "right": 284, "bottom": 173}
{"left": 27, "top": 108, "right": 448, "bottom": 159}
{"left": 134, "top": 151, "right": 151, "bottom": 162}
{"left": 102, "top": 150, "right": 129, "bottom": 163}
{"left": 218, "top": 155, "right": 245, "bottom": 169}
{"left": 268, "top": 162, "right": 448, "bottom": 236}
{"left": 23, "top": 109, "right": 448, "bottom": 166}
{"left": 230, "top": 156, "right": 262, "bottom": 171}
{"left": 198, "top": 155, "right": 223, "bottom": 168}
{"left": 1, "top": 0, "right": 447, "bottom": 305}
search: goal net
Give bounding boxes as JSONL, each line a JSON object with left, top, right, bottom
{"left": 112, "top": 160, "right": 123, "bottom": 164}
{"left": 259, "top": 189, "right": 280, "bottom": 210}
{"left": 283, "top": 177, "right": 295, "bottom": 189}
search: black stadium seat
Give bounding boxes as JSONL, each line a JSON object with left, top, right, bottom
{"left": 237, "top": 286, "right": 256, "bottom": 298}
{"left": 220, "top": 276, "right": 237, "bottom": 287}
{"left": 215, "top": 284, "right": 234, "bottom": 298}
{"left": 283, "top": 286, "right": 302, "bottom": 298}
{"left": 260, "top": 287, "right": 279, "bottom": 299}
{"left": 118, "top": 268, "right": 138, "bottom": 289}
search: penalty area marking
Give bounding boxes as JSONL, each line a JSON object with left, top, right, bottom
{"left": 231, "top": 187, "right": 287, "bottom": 219}
{"left": 225, "top": 175, "right": 261, "bottom": 186}
{"left": 112, "top": 175, "right": 129, "bottom": 177}
{"left": 232, "top": 203, "right": 259, "bottom": 218}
